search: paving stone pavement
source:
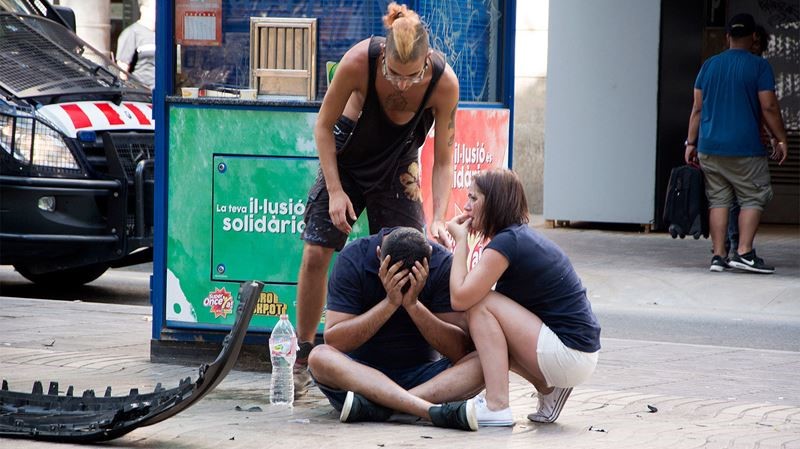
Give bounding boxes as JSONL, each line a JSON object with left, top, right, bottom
{"left": 1, "top": 224, "right": 798, "bottom": 448}
{"left": 1, "top": 299, "right": 799, "bottom": 448}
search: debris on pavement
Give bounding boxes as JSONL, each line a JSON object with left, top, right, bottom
{"left": 0, "top": 281, "right": 264, "bottom": 443}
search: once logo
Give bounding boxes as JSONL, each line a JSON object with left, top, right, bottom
{"left": 203, "top": 287, "right": 233, "bottom": 318}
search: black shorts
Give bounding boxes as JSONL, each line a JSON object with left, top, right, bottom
{"left": 302, "top": 117, "right": 425, "bottom": 251}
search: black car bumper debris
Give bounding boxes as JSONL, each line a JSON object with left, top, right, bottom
{"left": 0, "top": 280, "right": 264, "bottom": 443}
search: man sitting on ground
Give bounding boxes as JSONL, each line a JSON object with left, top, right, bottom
{"left": 308, "top": 227, "right": 483, "bottom": 431}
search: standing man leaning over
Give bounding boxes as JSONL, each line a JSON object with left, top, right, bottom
{"left": 293, "top": 1, "right": 459, "bottom": 394}
{"left": 685, "top": 13, "right": 788, "bottom": 274}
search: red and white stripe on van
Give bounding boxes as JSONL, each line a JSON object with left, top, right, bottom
{"left": 38, "top": 101, "right": 154, "bottom": 137}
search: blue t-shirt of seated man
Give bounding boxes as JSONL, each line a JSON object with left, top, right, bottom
{"left": 325, "top": 227, "right": 454, "bottom": 370}
{"left": 694, "top": 48, "right": 776, "bottom": 157}
{"left": 486, "top": 224, "right": 601, "bottom": 353}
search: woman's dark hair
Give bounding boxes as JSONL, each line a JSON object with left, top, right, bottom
{"left": 472, "top": 169, "right": 529, "bottom": 238}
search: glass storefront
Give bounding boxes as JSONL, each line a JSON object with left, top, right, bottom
{"left": 173, "top": 0, "right": 505, "bottom": 102}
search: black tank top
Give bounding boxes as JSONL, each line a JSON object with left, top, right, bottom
{"left": 336, "top": 36, "right": 445, "bottom": 192}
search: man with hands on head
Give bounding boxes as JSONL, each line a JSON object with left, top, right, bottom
{"left": 307, "top": 227, "right": 483, "bottom": 431}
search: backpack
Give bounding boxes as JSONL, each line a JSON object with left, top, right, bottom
{"left": 663, "top": 165, "right": 709, "bottom": 239}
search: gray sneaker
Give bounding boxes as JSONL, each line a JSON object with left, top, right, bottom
{"left": 527, "top": 387, "right": 572, "bottom": 423}
{"left": 293, "top": 363, "right": 313, "bottom": 398}
{"left": 293, "top": 342, "right": 315, "bottom": 398}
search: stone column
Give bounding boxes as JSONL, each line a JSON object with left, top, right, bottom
{"left": 514, "top": 0, "right": 549, "bottom": 214}
{"left": 59, "top": 0, "right": 112, "bottom": 57}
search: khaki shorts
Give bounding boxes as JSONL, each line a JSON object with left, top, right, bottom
{"left": 698, "top": 153, "right": 773, "bottom": 210}
{"left": 537, "top": 324, "right": 599, "bottom": 388}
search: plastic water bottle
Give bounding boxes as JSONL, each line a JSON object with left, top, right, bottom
{"left": 269, "top": 314, "right": 297, "bottom": 406}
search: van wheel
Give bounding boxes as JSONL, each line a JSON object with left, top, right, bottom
{"left": 14, "top": 264, "right": 109, "bottom": 287}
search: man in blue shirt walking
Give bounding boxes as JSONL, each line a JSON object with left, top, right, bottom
{"left": 685, "top": 13, "right": 788, "bottom": 274}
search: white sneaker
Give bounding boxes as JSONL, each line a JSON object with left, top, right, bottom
{"left": 470, "top": 394, "right": 514, "bottom": 427}
{"left": 527, "top": 387, "right": 573, "bottom": 423}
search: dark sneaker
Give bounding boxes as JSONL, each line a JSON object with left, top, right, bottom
{"left": 527, "top": 386, "right": 573, "bottom": 423}
{"left": 293, "top": 342, "right": 315, "bottom": 398}
{"left": 340, "top": 391, "right": 392, "bottom": 423}
{"left": 709, "top": 255, "right": 729, "bottom": 272}
{"left": 728, "top": 250, "right": 775, "bottom": 274}
{"left": 428, "top": 400, "right": 478, "bottom": 431}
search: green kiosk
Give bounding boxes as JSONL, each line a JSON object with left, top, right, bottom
{"left": 151, "top": 0, "right": 517, "bottom": 366}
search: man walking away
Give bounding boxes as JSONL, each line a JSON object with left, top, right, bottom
{"left": 685, "top": 13, "right": 788, "bottom": 274}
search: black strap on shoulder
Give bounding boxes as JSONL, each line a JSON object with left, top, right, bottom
{"left": 367, "top": 36, "right": 384, "bottom": 92}
{"left": 418, "top": 50, "right": 446, "bottom": 113}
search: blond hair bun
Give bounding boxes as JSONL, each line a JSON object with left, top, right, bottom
{"left": 383, "top": 2, "right": 414, "bottom": 29}
{"left": 382, "top": 2, "right": 428, "bottom": 63}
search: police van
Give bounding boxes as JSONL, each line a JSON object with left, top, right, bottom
{"left": 0, "top": 0, "right": 154, "bottom": 285}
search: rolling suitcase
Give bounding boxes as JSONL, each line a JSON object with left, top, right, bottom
{"left": 663, "top": 165, "right": 709, "bottom": 239}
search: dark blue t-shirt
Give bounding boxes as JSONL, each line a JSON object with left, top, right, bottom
{"left": 486, "top": 224, "right": 601, "bottom": 353}
{"left": 326, "top": 228, "right": 453, "bottom": 369}
{"left": 694, "top": 49, "right": 775, "bottom": 157}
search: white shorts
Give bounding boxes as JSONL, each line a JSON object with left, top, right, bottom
{"left": 536, "top": 323, "right": 599, "bottom": 388}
